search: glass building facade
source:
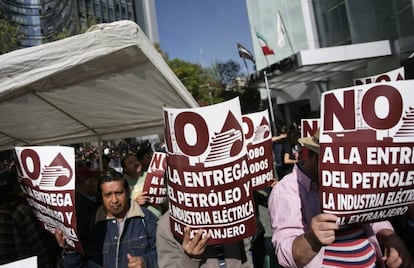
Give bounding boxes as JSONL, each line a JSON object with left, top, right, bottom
{"left": 246, "top": 0, "right": 414, "bottom": 71}
{"left": 0, "top": 0, "right": 159, "bottom": 48}
{"left": 246, "top": 0, "right": 309, "bottom": 70}
{"left": 0, "top": 0, "right": 79, "bottom": 47}
{"left": 76, "top": 0, "right": 159, "bottom": 43}
{"left": 313, "top": 0, "right": 413, "bottom": 49}
{"left": 246, "top": 0, "right": 414, "bottom": 125}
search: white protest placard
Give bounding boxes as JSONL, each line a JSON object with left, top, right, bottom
{"left": 0, "top": 256, "right": 37, "bottom": 268}
{"left": 163, "top": 98, "right": 256, "bottom": 244}
{"left": 242, "top": 110, "right": 275, "bottom": 190}
{"left": 319, "top": 81, "right": 414, "bottom": 225}
{"left": 142, "top": 152, "right": 167, "bottom": 205}
{"left": 301, "top": 118, "right": 319, "bottom": 139}
{"left": 353, "top": 66, "right": 404, "bottom": 85}
{"left": 300, "top": 118, "right": 320, "bottom": 159}
{"left": 14, "top": 146, "right": 83, "bottom": 253}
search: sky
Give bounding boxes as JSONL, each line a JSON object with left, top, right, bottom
{"left": 155, "top": 0, "right": 255, "bottom": 73}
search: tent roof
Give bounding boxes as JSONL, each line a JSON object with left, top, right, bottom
{"left": 0, "top": 20, "right": 198, "bottom": 150}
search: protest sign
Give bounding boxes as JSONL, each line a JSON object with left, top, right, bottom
{"left": 1, "top": 256, "right": 37, "bottom": 268}
{"left": 163, "top": 98, "right": 256, "bottom": 244}
{"left": 142, "top": 152, "right": 167, "bottom": 205}
{"left": 353, "top": 66, "right": 404, "bottom": 85}
{"left": 14, "top": 146, "right": 83, "bottom": 253}
{"left": 300, "top": 119, "right": 320, "bottom": 159}
{"left": 319, "top": 81, "right": 414, "bottom": 225}
{"left": 242, "top": 110, "right": 275, "bottom": 190}
{"left": 301, "top": 118, "right": 319, "bottom": 139}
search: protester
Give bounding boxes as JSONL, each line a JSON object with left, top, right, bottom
{"left": 55, "top": 170, "right": 158, "bottom": 267}
{"left": 136, "top": 145, "right": 153, "bottom": 173}
{"left": 251, "top": 188, "right": 278, "bottom": 268}
{"left": 74, "top": 166, "right": 100, "bottom": 239}
{"left": 409, "top": 205, "right": 414, "bottom": 216}
{"left": 122, "top": 152, "right": 162, "bottom": 217}
{"left": 0, "top": 170, "right": 58, "bottom": 267}
{"left": 272, "top": 129, "right": 287, "bottom": 179}
{"left": 101, "top": 154, "right": 116, "bottom": 172}
{"left": 390, "top": 216, "right": 414, "bottom": 259}
{"left": 156, "top": 211, "right": 252, "bottom": 267}
{"left": 268, "top": 129, "right": 413, "bottom": 267}
{"left": 277, "top": 126, "right": 301, "bottom": 179}
{"left": 122, "top": 152, "right": 142, "bottom": 187}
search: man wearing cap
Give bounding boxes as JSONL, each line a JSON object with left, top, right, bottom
{"left": 268, "top": 129, "right": 413, "bottom": 267}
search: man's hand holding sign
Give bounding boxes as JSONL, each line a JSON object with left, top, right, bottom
{"left": 14, "top": 146, "right": 84, "bottom": 254}
{"left": 157, "top": 98, "right": 277, "bottom": 267}
{"left": 268, "top": 80, "right": 414, "bottom": 268}
{"left": 162, "top": 98, "right": 256, "bottom": 245}
{"left": 319, "top": 82, "right": 414, "bottom": 225}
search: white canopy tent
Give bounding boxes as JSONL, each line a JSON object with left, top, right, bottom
{"left": 0, "top": 20, "right": 198, "bottom": 151}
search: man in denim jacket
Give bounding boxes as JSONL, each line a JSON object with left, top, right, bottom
{"left": 56, "top": 170, "right": 158, "bottom": 267}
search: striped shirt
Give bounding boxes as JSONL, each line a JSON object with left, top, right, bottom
{"left": 322, "top": 225, "right": 377, "bottom": 267}
{"left": 0, "top": 198, "right": 55, "bottom": 267}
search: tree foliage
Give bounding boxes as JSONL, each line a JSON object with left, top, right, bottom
{"left": 83, "top": 13, "right": 99, "bottom": 32}
{"left": 239, "top": 87, "right": 261, "bottom": 113}
{"left": 154, "top": 43, "right": 169, "bottom": 60}
{"left": 167, "top": 58, "right": 223, "bottom": 105}
{"left": 52, "top": 13, "right": 99, "bottom": 41}
{"left": 0, "top": 9, "right": 21, "bottom": 55}
{"left": 166, "top": 58, "right": 260, "bottom": 109}
{"left": 211, "top": 59, "right": 241, "bottom": 85}
{"left": 52, "top": 28, "right": 72, "bottom": 41}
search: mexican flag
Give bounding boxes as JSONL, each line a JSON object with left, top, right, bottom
{"left": 255, "top": 30, "right": 274, "bottom": 56}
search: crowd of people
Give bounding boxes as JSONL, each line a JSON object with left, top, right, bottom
{"left": 0, "top": 126, "right": 414, "bottom": 267}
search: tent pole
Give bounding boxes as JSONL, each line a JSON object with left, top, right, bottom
{"left": 98, "top": 136, "right": 103, "bottom": 172}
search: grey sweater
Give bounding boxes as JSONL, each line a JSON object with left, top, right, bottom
{"left": 156, "top": 211, "right": 253, "bottom": 268}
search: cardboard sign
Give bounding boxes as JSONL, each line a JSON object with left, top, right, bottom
{"left": 353, "top": 66, "right": 404, "bottom": 85}
{"left": 301, "top": 118, "right": 319, "bottom": 139}
{"left": 163, "top": 98, "right": 256, "bottom": 244}
{"left": 242, "top": 110, "right": 275, "bottom": 190}
{"left": 142, "top": 152, "right": 167, "bottom": 205}
{"left": 301, "top": 119, "right": 320, "bottom": 159}
{"left": 320, "top": 81, "right": 414, "bottom": 225}
{"left": 14, "top": 146, "right": 83, "bottom": 253}
{"left": 1, "top": 256, "right": 37, "bottom": 268}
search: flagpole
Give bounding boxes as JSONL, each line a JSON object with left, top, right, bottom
{"left": 264, "top": 70, "right": 277, "bottom": 134}
{"left": 237, "top": 42, "right": 254, "bottom": 77}
{"left": 277, "top": 10, "right": 295, "bottom": 55}
{"left": 253, "top": 28, "right": 277, "bottom": 133}
{"left": 253, "top": 28, "right": 270, "bottom": 70}
{"left": 242, "top": 58, "right": 250, "bottom": 77}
